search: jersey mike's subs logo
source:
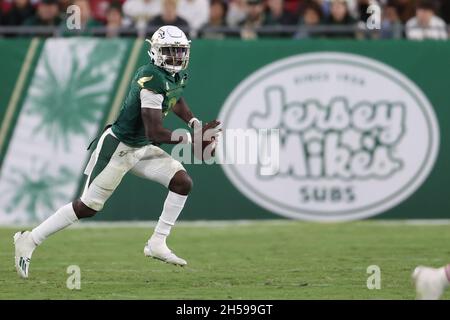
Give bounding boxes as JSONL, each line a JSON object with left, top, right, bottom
{"left": 219, "top": 52, "right": 440, "bottom": 221}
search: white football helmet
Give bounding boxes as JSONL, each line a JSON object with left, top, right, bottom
{"left": 146, "top": 25, "right": 191, "bottom": 73}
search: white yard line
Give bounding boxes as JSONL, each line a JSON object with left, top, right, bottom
{"left": 72, "top": 219, "right": 289, "bottom": 228}
{"left": 367, "top": 219, "right": 450, "bottom": 226}
{"left": 2, "top": 219, "right": 450, "bottom": 229}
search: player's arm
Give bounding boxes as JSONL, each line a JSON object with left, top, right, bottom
{"left": 140, "top": 89, "right": 190, "bottom": 144}
{"left": 172, "top": 97, "right": 200, "bottom": 128}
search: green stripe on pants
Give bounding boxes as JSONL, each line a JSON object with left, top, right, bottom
{"left": 89, "top": 134, "right": 120, "bottom": 187}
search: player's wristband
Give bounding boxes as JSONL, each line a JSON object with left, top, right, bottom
{"left": 188, "top": 117, "right": 200, "bottom": 128}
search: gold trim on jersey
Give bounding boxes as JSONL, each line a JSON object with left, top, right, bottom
{"left": 137, "top": 76, "right": 153, "bottom": 88}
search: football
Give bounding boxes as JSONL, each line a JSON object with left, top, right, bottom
{"left": 192, "top": 120, "right": 220, "bottom": 161}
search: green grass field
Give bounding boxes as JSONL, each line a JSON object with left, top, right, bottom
{"left": 1, "top": 220, "right": 450, "bottom": 300}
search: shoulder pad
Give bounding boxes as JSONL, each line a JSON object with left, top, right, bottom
{"left": 136, "top": 65, "right": 165, "bottom": 94}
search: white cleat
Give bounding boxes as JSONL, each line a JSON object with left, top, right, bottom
{"left": 13, "top": 231, "right": 36, "bottom": 279}
{"left": 144, "top": 238, "right": 187, "bottom": 266}
{"left": 412, "top": 266, "right": 448, "bottom": 300}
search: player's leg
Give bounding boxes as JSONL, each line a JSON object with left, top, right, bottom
{"left": 413, "top": 264, "right": 450, "bottom": 300}
{"left": 130, "top": 145, "right": 191, "bottom": 266}
{"left": 145, "top": 170, "right": 192, "bottom": 265}
{"left": 14, "top": 129, "right": 139, "bottom": 278}
{"left": 13, "top": 199, "right": 98, "bottom": 278}
{"left": 153, "top": 170, "right": 192, "bottom": 236}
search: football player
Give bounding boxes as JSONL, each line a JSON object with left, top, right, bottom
{"left": 13, "top": 25, "right": 220, "bottom": 278}
{"left": 413, "top": 264, "right": 450, "bottom": 300}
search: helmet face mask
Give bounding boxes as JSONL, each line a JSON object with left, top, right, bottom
{"left": 147, "top": 26, "right": 191, "bottom": 74}
{"left": 159, "top": 45, "right": 190, "bottom": 72}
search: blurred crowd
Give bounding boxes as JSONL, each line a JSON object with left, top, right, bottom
{"left": 0, "top": 0, "right": 448, "bottom": 39}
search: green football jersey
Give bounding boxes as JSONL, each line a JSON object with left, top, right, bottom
{"left": 111, "top": 63, "right": 188, "bottom": 147}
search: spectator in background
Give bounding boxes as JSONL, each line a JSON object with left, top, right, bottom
{"left": 177, "top": 0, "right": 209, "bottom": 37}
{"left": 90, "top": 0, "right": 125, "bottom": 23}
{"left": 354, "top": 0, "right": 382, "bottom": 40}
{"left": 240, "top": 0, "right": 265, "bottom": 39}
{"left": 381, "top": 0, "right": 402, "bottom": 38}
{"left": 149, "top": 0, "right": 188, "bottom": 32}
{"left": 62, "top": 0, "right": 103, "bottom": 36}
{"left": 123, "top": 0, "right": 161, "bottom": 31}
{"left": 438, "top": 0, "right": 450, "bottom": 24}
{"left": 356, "top": 0, "right": 373, "bottom": 22}
{"left": 390, "top": 0, "right": 416, "bottom": 23}
{"left": 3, "top": 0, "right": 35, "bottom": 25}
{"left": 226, "top": 0, "right": 247, "bottom": 26}
{"left": 319, "top": 0, "right": 359, "bottom": 18}
{"left": 74, "top": 0, "right": 103, "bottom": 27}
{"left": 0, "top": 1, "right": 4, "bottom": 25}
{"left": 406, "top": 0, "right": 447, "bottom": 40}
{"left": 56, "top": 0, "right": 70, "bottom": 26}
{"left": 1, "top": 0, "right": 10, "bottom": 13}
{"left": 24, "top": 0, "right": 60, "bottom": 26}
{"left": 264, "top": 0, "right": 296, "bottom": 26}
{"left": 91, "top": 0, "right": 110, "bottom": 22}
{"left": 295, "top": 0, "right": 324, "bottom": 38}
{"left": 324, "top": 0, "right": 357, "bottom": 38}
{"left": 285, "top": 0, "right": 305, "bottom": 15}
{"left": 200, "top": 0, "right": 228, "bottom": 39}
{"left": 105, "top": 2, "right": 124, "bottom": 37}
{"left": 58, "top": 0, "right": 71, "bottom": 12}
